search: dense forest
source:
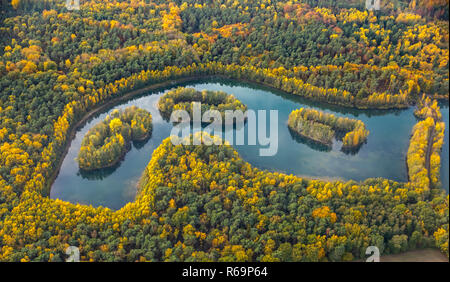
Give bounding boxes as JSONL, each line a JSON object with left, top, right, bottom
{"left": 0, "top": 0, "right": 448, "bottom": 261}
{"left": 158, "top": 87, "right": 247, "bottom": 121}
{"left": 288, "top": 108, "right": 369, "bottom": 149}
{"left": 78, "top": 106, "right": 152, "bottom": 170}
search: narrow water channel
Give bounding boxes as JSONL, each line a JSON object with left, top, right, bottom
{"left": 50, "top": 78, "right": 449, "bottom": 209}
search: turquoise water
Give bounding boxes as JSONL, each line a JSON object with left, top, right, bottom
{"left": 50, "top": 78, "right": 449, "bottom": 209}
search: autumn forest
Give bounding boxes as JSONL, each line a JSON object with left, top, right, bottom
{"left": 0, "top": 0, "right": 449, "bottom": 263}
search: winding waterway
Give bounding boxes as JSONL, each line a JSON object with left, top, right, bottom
{"left": 440, "top": 103, "right": 449, "bottom": 192}
{"left": 50, "top": 78, "right": 450, "bottom": 210}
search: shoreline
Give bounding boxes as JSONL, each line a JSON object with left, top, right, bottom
{"left": 44, "top": 76, "right": 448, "bottom": 260}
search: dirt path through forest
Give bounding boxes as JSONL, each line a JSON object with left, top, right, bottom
{"left": 425, "top": 125, "right": 435, "bottom": 188}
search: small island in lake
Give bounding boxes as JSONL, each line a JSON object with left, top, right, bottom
{"left": 288, "top": 108, "right": 369, "bottom": 149}
{"left": 158, "top": 87, "right": 247, "bottom": 121}
{"left": 77, "top": 106, "right": 152, "bottom": 170}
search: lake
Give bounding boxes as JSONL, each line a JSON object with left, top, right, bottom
{"left": 50, "top": 78, "right": 450, "bottom": 210}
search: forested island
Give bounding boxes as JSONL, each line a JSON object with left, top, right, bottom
{"left": 158, "top": 87, "right": 247, "bottom": 120}
{"left": 77, "top": 106, "right": 152, "bottom": 170}
{"left": 288, "top": 108, "right": 369, "bottom": 149}
{"left": 0, "top": 0, "right": 448, "bottom": 262}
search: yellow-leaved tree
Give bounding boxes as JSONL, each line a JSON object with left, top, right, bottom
{"left": 11, "top": 0, "right": 20, "bottom": 10}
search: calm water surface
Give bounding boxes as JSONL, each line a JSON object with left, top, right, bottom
{"left": 50, "top": 78, "right": 449, "bottom": 209}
